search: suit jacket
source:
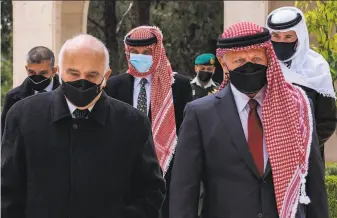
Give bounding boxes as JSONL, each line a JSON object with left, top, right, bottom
{"left": 1, "top": 87, "right": 165, "bottom": 218}
{"left": 169, "top": 84, "right": 328, "bottom": 218}
{"left": 294, "top": 83, "right": 337, "bottom": 159}
{"left": 104, "top": 73, "right": 193, "bottom": 133}
{"left": 1, "top": 74, "right": 60, "bottom": 136}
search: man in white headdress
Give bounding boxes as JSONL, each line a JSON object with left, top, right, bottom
{"left": 266, "top": 6, "right": 337, "bottom": 160}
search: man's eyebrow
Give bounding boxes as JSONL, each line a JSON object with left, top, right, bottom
{"left": 67, "top": 68, "right": 80, "bottom": 73}
{"left": 87, "top": 71, "right": 100, "bottom": 76}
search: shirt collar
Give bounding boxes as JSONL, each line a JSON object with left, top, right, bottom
{"left": 134, "top": 74, "right": 152, "bottom": 87}
{"left": 230, "top": 83, "right": 266, "bottom": 112}
{"left": 191, "top": 76, "right": 216, "bottom": 89}
{"left": 65, "top": 97, "right": 95, "bottom": 115}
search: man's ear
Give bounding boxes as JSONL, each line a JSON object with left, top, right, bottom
{"left": 102, "top": 69, "right": 112, "bottom": 88}
{"left": 51, "top": 66, "right": 58, "bottom": 76}
{"left": 194, "top": 65, "right": 199, "bottom": 73}
{"left": 25, "top": 65, "right": 28, "bottom": 72}
{"left": 217, "top": 57, "right": 227, "bottom": 73}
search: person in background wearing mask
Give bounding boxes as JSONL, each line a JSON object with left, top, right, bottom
{"left": 1, "top": 34, "right": 165, "bottom": 218}
{"left": 1, "top": 46, "right": 59, "bottom": 136}
{"left": 170, "top": 22, "right": 328, "bottom": 218}
{"left": 105, "top": 26, "right": 192, "bottom": 218}
{"left": 267, "top": 6, "right": 337, "bottom": 160}
{"left": 191, "top": 53, "right": 219, "bottom": 100}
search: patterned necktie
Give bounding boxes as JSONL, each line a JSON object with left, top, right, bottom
{"left": 73, "top": 109, "right": 90, "bottom": 119}
{"left": 248, "top": 99, "right": 264, "bottom": 176}
{"left": 137, "top": 78, "right": 148, "bottom": 114}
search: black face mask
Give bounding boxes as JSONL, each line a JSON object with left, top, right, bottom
{"left": 61, "top": 79, "right": 104, "bottom": 107}
{"left": 271, "top": 40, "right": 298, "bottom": 61}
{"left": 229, "top": 62, "right": 267, "bottom": 94}
{"left": 28, "top": 75, "right": 52, "bottom": 91}
{"left": 197, "top": 71, "right": 213, "bottom": 83}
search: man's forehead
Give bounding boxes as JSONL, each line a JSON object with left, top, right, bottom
{"left": 197, "top": 64, "right": 214, "bottom": 68}
{"left": 26, "top": 60, "right": 52, "bottom": 68}
{"left": 226, "top": 48, "right": 266, "bottom": 57}
{"left": 272, "top": 30, "right": 297, "bottom": 36}
{"left": 129, "top": 46, "right": 152, "bottom": 51}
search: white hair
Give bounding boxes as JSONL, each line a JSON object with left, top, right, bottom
{"left": 58, "top": 33, "right": 110, "bottom": 81}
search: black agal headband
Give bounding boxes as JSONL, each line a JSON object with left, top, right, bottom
{"left": 267, "top": 13, "right": 302, "bottom": 30}
{"left": 125, "top": 33, "right": 157, "bottom": 47}
{"left": 217, "top": 28, "right": 271, "bottom": 49}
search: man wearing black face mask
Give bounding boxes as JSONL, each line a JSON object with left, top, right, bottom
{"left": 170, "top": 22, "right": 328, "bottom": 218}
{"left": 1, "top": 34, "right": 165, "bottom": 218}
{"left": 267, "top": 7, "right": 336, "bottom": 160}
{"left": 1, "top": 46, "right": 59, "bottom": 136}
{"left": 191, "top": 53, "right": 219, "bottom": 100}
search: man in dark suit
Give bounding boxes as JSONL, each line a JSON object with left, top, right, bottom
{"left": 1, "top": 46, "right": 60, "bottom": 136}
{"left": 170, "top": 22, "right": 328, "bottom": 218}
{"left": 1, "top": 34, "right": 165, "bottom": 218}
{"left": 104, "top": 26, "right": 192, "bottom": 218}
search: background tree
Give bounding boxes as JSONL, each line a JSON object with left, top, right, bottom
{"left": 87, "top": 1, "right": 224, "bottom": 82}
{"left": 296, "top": 0, "right": 337, "bottom": 97}
{"left": 87, "top": 0, "right": 152, "bottom": 76}
{"left": 1, "top": 0, "right": 13, "bottom": 106}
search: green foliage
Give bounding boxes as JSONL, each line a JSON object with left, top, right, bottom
{"left": 88, "top": 1, "right": 224, "bottom": 80}
{"left": 295, "top": 1, "right": 337, "bottom": 82}
{"left": 150, "top": 2, "right": 223, "bottom": 79}
{"left": 326, "top": 175, "right": 337, "bottom": 218}
{"left": 1, "top": 52, "right": 13, "bottom": 106}
{"left": 327, "top": 163, "right": 337, "bottom": 176}
{"left": 1, "top": 0, "right": 13, "bottom": 107}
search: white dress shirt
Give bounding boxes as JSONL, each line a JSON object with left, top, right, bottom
{"left": 65, "top": 98, "right": 95, "bottom": 118}
{"left": 133, "top": 74, "right": 152, "bottom": 115}
{"left": 34, "top": 77, "right": 54, "bottom": 94}
{"left": 230, "top": 84, "right": 269, "bottom": 171}
{"left": 190, "top": 76, "right": 217, "bottom": 89}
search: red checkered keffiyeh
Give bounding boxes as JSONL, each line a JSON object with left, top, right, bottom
{"left": 217, "top": 22, "right": 313, "bottom": 218}
{"left": 124, "top": 26, "right": 177, "bottom": 175}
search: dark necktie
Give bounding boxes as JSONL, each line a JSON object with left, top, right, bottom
{"left": 73, "top": 109, "right": 89, "bottom": 119}
{"left": 248, "top": 99, "right": 264, "bottom": 176}
{"left": 137, "top": 78, "right": 148, "bottom": 114}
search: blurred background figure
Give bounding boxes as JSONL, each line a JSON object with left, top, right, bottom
{"left": 267, "top": 6, "right": 337, "bottom": 161}
{"left": 191, "top": 53, "right": 219, "bottom": 100}
{"left": 1, "top": 46, "right": 59, "bottom": 136}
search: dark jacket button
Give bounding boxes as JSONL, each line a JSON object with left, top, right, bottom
{"left": 72, "top": 124, "right": 78, "bottom": 129}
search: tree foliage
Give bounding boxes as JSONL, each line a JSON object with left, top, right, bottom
{"left": 87, "top": 1, "right": 224, "bottom": 81}
{"left": 295, "top": 0, "right": 337, "bottom": 84}
{"left": 1, "top": 0, "right": 13, "bottom": 107}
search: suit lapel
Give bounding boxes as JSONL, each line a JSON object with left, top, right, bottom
{"left": 215, "top": 85, "right": 261, "bottom": 179}
{"left": 18, "top": 78, "right": 34, "bottom": 100}
{"left": 125, "top": 74, "right": 134, "bottom": 105}
{"left": 52, "top": 74, "right": 61, "bottom": 90}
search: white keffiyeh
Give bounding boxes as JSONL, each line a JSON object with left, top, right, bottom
{"left": 267, "top": 6, "right": 336, "bottom": 99}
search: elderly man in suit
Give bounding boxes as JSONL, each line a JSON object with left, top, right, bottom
{"left": 169, "top": 22, "right": 328, "bottom": 218}
{"left": 104, "top": 26, "right": 192, "bottom": 218}
{"left": 1, "top": 46, "right": 60, "bottom": 136}
{"left": 1, "top": 34, "right": 165, "bottom": 218}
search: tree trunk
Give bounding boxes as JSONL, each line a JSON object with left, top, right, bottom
{"left": 130, "top": 0, "right": 151, "bottom": 28}
{"left": 104, "top": 0, "right": 119, "bottom": 76}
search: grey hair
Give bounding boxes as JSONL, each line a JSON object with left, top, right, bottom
{"left": 58, "top": 33, "right": 110, "bottom": 75}
{"left": 26, "top": 46, "right": 55, "bottom": 67}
